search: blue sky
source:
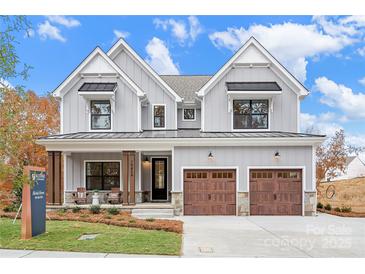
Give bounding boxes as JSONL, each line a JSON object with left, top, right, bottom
{"left": 8, "top": 15, "right": 365, "bottom": 148}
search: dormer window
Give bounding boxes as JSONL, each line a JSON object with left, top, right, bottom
{"left": 90, "top": 100, "right": 111, "bottom": 130}
{"left": 233, "top": 99, "right": 268, "bottom": 129}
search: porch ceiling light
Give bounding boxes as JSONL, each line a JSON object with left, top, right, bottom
{"left": 208, "top": 152, "right": 214, "bottom": 161}
{"left": 143, "top": 156, "right": 150, "bottom": 164}
{"left": 274, "top": 151, "right": 280, "bottom": 160}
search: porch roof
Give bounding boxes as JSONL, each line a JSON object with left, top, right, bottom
{"left": 39, "top": 129, "right": 325, "bottom": 140}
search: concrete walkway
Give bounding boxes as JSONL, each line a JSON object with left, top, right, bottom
{"left": 180, "top": 213, "right": 365, "bottom": 257}
{"left": 0, "top": 249, "right": 177, "bottom": 258}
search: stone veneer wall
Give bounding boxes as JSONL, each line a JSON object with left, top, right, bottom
{"left": 171, "top": 192, "right": 183, "bottom": 216}
{"left": 237, "top": 192, "right": 249, "bottom": 216}
{"left": 304, "top": 191, "right": 317, "bottom": 216}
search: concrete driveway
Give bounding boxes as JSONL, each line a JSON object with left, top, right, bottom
{"left": 180, "top": 213, "right": 365, "bottom": 257}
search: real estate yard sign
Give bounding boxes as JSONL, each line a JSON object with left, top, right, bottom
{"left": 21, "top": 166, "right": 46, "bottom": 239}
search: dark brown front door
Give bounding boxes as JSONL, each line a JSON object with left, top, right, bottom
{"left": 184, "top": 169, "right": 236, "bottom": 215}
{"left": 250, "top": 169, "right": 302, "bottom": 215}
{"left": 152, "top": 158, "right": 168, "bottom": 200}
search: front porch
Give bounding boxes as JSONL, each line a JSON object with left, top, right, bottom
{"left": 47, "top": 150, "right": 173, "bottom": 207}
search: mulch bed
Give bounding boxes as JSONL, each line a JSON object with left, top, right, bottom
{"left": 317, "top": 208, "right": 365, "bottom": 217}
{"left": 0, "top": 210, "right": 183, "bottom": 234}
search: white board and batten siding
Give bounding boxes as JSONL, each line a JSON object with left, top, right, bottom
{"left": 112, "top": 49, "right": 177, "bottom": 130}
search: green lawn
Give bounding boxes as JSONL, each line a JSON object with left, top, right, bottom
{"left": 0, "top": 218, "right": 181, "bottom": 255}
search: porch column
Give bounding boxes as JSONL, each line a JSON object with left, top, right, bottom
{"left": 47, "top": 151, "right": 63, "bottom": 205}
{"left": 122, "top": 151, "right": 136, "bottom": 205}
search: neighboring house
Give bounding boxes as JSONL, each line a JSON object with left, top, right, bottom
{"left": 38, "top": 37, "right": 325, "bottom": 216}
{"left": 325, "top": 156, "right": 365, "bottom": 181}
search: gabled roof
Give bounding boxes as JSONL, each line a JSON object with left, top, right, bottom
{"left": 160, "top": 75, "right": 211, "bottom": 102}
{"left": 107, "top": 38, "right": 182, "bottom": 102}
{"left": 53, "top": 47, "right": 145, "bottom": 98}
{"left": 197, "top": 37, "right": 309, "bottom": 98}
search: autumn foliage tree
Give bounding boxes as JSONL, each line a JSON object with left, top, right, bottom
{"left": 0, "top": 87, "right": 59, "bottom": 203}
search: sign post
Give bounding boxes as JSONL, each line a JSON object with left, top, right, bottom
{"left": 21, "top": 166, "right": 46, "bottom": 240}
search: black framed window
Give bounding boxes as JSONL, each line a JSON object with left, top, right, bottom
{"left": 85, "top": 162, "right": 120, "bottom": 190}
{"left": 90, "top": 100, "right": 111, "bottom": 130}
{"left": 183, "top": 108, "right": 195, "bottom": 120}
{"left": 233, "top": 100, "right": 268, "bottom": 129}
{"left": 153, "top": 105, "right": 165, "bottom": 128}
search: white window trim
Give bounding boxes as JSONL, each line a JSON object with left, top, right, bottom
{"left": 152, "top": 104, "right": 167, "bottom": 130}
{"left": 182, "top": 108, "right": 196, "bottom": 121}
{"left": 89, "top": 99, "right": 113, "bottom": 132}
{"left": 231, "top": 98, "right": 271, "bottom": 132}
{"left": 83, "top": 160, "right": 122, "bottom": 191}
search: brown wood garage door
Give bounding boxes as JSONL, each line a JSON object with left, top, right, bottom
{"left": 250, "top": 169, "right": 302, "bottom": 215}
{"left": 184, "top": 169, "right": 236, "bottom": 215}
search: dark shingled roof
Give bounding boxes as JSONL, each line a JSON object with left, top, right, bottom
{"left": 78, "top": 82, "right": 117, "bottom": 92}
{"left": 226, "top": 82, "right": 282, "bottom": 91}
{"left": 39, "top": 129, "right": 325, "bottom": 140}
{"left": 160, "top": 75, "right": 212, "bottom": 102}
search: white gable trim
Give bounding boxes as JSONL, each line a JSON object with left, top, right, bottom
{"left": 53, "top": 47, "right": 145, "bottom": 98}
{"left": 197, "top": 37, "right": 309, "bottom": 98}
{"left": 107, "top": 38, "right": 182, "bottom": 102}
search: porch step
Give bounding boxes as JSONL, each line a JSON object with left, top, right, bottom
{"left": 131, "top": 208, "right": 175, "bottom": 219}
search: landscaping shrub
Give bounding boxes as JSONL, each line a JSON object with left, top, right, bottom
{"left": 341, "top": 206, "right": 352, "bottom": 213}
{"left": 317, "top": 202, "right": 323, "bottom": 209}
{"left": 129, "top": 219, "right": 136, "bottom": 224}
{"left": 3, "top": 203, "right": 19, "bottom": 212}
{"left": 72, "top": 206, "right": 81, "bottom": 213}
{"left": 107, "top": 207, "right": 119, "bottom": 215}
{"left": 324, "top": 204, "right": 332, "bottom": 211}
{"left": 146, "top": 218, "right": 155, "bottom": 222}
{"left": 59, "top": 207, "right": 68, "bottom": 213}
{"left": 90, "top": 205, "right": 101, "bottom": 214}
{"left": 334, "top": 207, "right": 341, "bottom": 212}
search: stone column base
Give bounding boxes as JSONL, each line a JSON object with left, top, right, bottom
{"left": 135, "top": 191, "right": 143, "bottom": 203}
{"left": 171, "top": 192, "right": 183, "bottom": 216}
{"left": 237, "top": 192, "right": 249, "bottom": 216}
{"left": 304, "top": 191, "right": 317, "bottom": 216}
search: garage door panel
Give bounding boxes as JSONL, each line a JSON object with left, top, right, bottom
{"left": 250, "top": 169, "right": 302, "bottom": 216}
{"left": 184, "top": 169, "right": 236, "bottom": 216}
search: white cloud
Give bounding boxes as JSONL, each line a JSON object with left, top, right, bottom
{"left": 153, "top": 16, "right": 203, "bottom": 46}
{"left": 208, "top": 18, "right": 362, "bottom": 83}
{"left": 315, "top": 77, "right": 365, "bottom": 120}
{"left": 188, "top": 16, "right": 203, "bottom": 42}
{"left": 359, "top": 77, "right": 365, "bottom": 86}
{"left": 357, "top": 46, "right": 365, "bottom": 57}
{"left": 145, "top": 37, "right": 179, "bottom": 75}
{"left": 113, "top": 29, "right": 130, "bottom": 40}
{"left": 339, "top": 15, "right": 365, "bottom": 28}
{"left": 0, "top": 78, "right": 14, "bottom": 89}
{"left": 37, "top": 21, "right": 66, "bottom": 42}
{"left": 47, "top": 16, "right": 81, "bottom": 28}
{"left": 300, "top": 112, "right": 342, "bottom": 136}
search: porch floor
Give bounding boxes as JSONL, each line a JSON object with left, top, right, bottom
{"left": 47, "top": 202, "right": 173, "bottom": 210}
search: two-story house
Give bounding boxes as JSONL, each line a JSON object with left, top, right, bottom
{"left": 38, "top": 37, "right": 325, "bottom": 216}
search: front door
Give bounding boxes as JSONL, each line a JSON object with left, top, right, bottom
{"left": 152, "top": 158, "right": 168, "bottom": 200}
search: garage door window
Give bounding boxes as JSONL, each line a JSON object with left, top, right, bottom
{"left": 278, "top": 171, "right": 301, "bottom": 179}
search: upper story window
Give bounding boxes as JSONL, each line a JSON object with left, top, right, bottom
{"left": 233, "top": 99, "right": 268, "bottom": 130}
{"left": 183, "top": 108, "right": 196, "bottom": 121}
{"left": 153, "top": 105, "right": 165, "bottom": 128}
{"left": 90, "top": 100, "right": 111, "bottom": 130}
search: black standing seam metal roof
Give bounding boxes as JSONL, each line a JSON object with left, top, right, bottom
{"left": 78, "top": 82, "right": 117, "bottom": 92}
{"left": 226, "top": 82, "right": 282, "bottom": 91}
{"left": 39, "top": 129, "right": 325, "bottom": 140}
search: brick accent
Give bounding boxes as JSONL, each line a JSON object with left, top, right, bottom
{"left": 171, "top": 192, "right": 183, "bottom": 216}
{"left": 237, "top": 192, "right": 249, "bottom": 216}
{"left": 304, "top": 191, "right": 317, "bottom": 216}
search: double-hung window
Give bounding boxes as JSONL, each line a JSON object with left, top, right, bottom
{"left": 90, "top": 100, "right": 111, "bottom": 130}
{"left": 153, "top": 105, "right": 165, "bottom": 128}
{"left": 85, "top": 162, "right": 120, "bottom": 190}
{"left": 233, "top": 99, "right": 269, "bottom": 129}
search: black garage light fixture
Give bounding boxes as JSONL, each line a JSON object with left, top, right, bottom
{"left": 208, "top": 152, "right": 214, "bottom": 160}
{"left": 274, "top": 151, "right": 281, "bottom": 160}
{"left": 143, "top": 156, "right": 150, "bottom": 164}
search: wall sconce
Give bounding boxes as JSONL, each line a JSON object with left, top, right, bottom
{"left": 143, "top": 156, "right": 150, "bottom": 164}
{"left": 208, "top": 152, "right": 214, "bottom": 161}
{"left": 274, "top": 151, "right": 280, "bottom": 160}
